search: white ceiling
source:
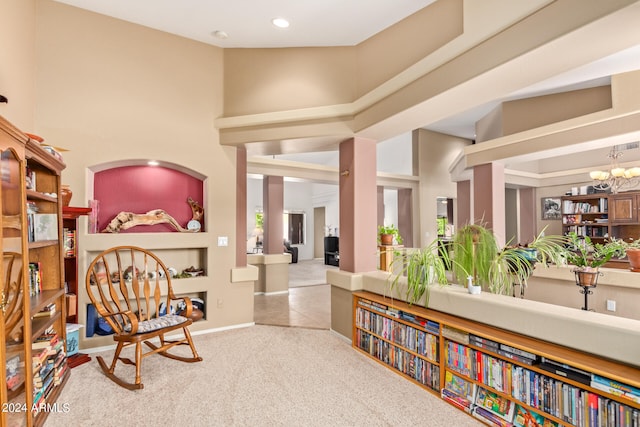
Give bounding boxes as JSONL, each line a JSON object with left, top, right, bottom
{"left": 52, "top": 0, "right": 640, "bottom": 173}
{"left": 52, "top": 0, "right": 437, "bottom": 48}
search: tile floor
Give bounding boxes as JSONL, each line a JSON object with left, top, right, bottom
{"left": 254, "top": 284, "right": 331, "bottom": 329}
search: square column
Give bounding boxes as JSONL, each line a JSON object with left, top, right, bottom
{"left": 263, "top": 175, "right": 284, "bottom": 254}
{"left": 473, "top": 163, "right": 506, "bottom": 245}
{"left": 339, "top": 137, "right": 377, "bottom": 273}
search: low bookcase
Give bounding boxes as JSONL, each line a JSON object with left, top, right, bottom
{"left": 352, "top": 291, "right": 640, "bottom": 427}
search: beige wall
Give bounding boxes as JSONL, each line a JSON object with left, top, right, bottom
{"left": 223, "top": 47, "right": 356, "bottom": 116}
{"left": 356, "top": 0, "right": 463, "bottom": 97}
{"left": 33, "top": 1, "right": 254, "bottom": 338}
{"left": 415, "top": 129, "right": 471, "bottom": 246}
{"left": 0, "top": 0, "right": 37, "bottom": 130}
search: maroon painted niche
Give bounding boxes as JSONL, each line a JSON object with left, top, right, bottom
{"left": 94, "top": 165, "right": 204, "bottom": 233}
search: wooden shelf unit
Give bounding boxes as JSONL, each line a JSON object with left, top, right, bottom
{"left": 63, "top": 206, "right": 91, "bottom": 324}
{"left": 561, "top": 194, "right": 610, "bottom": 242}
{"left": 352, "top": 291, "right": 640, "bottom": 427}
{"left": 1, "top": 115, "right": 69, "bottom": 427}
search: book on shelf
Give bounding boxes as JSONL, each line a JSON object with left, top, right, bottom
{"left": 444, "top": 370, "right": 476, "bottom": 402}
{"left": 512, "top": 404, "right": 558, "bottom": 427}
{"left": 442, "top": 325, "right": 469, "bottom": 344}
{"left": 471, "top": 406, "right": 512, "bottom": 427}
{"left": 33, "top": 302, "right": 57, "bottom": 318}
{"left": 498, "top": 343, "right": 537, "bottom": 361}
{"left": 538, "top": 357, "right": 590, "bottom": 385}
{"left": 32, "top": 333, "right": 59, "bottom": 350}
{"left": 63, "top": 227, "right": 76, "bottom": 257}
{"left": 497, "top": 349, "right": 539, "bottom": 366}
{"left": 474, "top": 386, "right": 515, "bottom": 422}
{"left": 441, "top": 388, "right": 473, "bottom": 413}
{"left": 28, "top": 262, "right": 42, "bottom": 296}
{"left": 591, "top": 373, "right": 640, "bottom": 398}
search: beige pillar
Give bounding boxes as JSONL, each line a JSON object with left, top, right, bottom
{"left": 339, "top": 137, "right": 377, "bottom": 273}
{"left": 457, "top": 180, "right": 471, "bottom": 227}
{"left": 236, "top": 147, "right": 247, "bottom": 267}
{"left": 398, "top": 188, "right": 413, "bottom": 248}
{"left": 377, "top": 186, "right": 384, "bottom": 228}
{"left": 519, "top": 187, "right": 537, "bottom": 244}
{"left": 473, "top": 163, "right": 506, "bottom": 245}
{"left": 263, "top": 176, "right": 284, "bottom": 254}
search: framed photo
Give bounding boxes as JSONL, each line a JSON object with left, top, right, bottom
{"left": 541, "top": 197, "right": 561, "bottom": 220}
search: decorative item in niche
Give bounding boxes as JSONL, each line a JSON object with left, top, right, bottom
{"left": 103, "top": 197, "right": 203, "bottom": 233}
{"left": 541, "top": 197, "right": 561, "bottom": 220}
{"left": 186, "top": 196, "right": 203, "bottom": 232}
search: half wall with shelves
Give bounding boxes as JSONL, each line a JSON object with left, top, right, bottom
{"left": 353, "top": 290, "right": 640, "bottom": 427}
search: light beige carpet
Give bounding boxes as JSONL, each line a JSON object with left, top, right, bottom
{"left": 44, "top": 325, "right": 480, "bottom": 427}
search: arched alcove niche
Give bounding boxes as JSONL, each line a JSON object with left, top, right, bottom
{"left": 88, "top": 160, "right": 206, "bottom": 233}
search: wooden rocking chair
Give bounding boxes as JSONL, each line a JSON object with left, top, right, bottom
{"left": 85, "top": 246, "right": 202, "bottom": 390}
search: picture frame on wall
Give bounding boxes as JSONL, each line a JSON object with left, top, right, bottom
{"left": 541, "top": 197, "right": 561, "bottom": 220}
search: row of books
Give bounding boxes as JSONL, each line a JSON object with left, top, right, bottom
{"left": 442, "top": 371, "right": 558, "bottom": 427}
{"left": 355, "top": 329, "right": 440, "bottom": 390}
{"left": 29, "top": 262, "right": 43, "bottom": 297}
{"left": 562, "top": 199, "right": 607, "bottom": 214}
{"left": 32, "top": 333, "right": 68, "bottom": 408}
{"left": 444, "top": 353, "right": 639, "bottom": 426}
{"left": 63, "top": 228, "right": 76, "bottom": 257}
{"left": 591, "top": 374, "right": 640, "bottom": 406}
{"left": 356, "top": 297, "right": 440, "bottom": 334}
{"left": 564, "top": 225, "right": 609, "bottom": 238}
{"left": 468, "top": 334, "right": 540, "bottom": 366}
{"left": 355, "top": 307, "right": 439, "bottom": 361}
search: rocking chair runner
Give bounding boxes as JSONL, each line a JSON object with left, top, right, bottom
{"left": 85, "top": 246, "right": 202, "bottom": 390}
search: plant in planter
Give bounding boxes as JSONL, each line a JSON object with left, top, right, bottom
{"left": 565, "top": 232, "right": 625, "bottom": 286}
{"left": 378, "top": 224, "right": 403, "bottom": 246}
{"left": 605, "top": 236, "right": 640, "bottom": 272}
{"left": 389, "top": 239, "right": 448, "bottom": 307}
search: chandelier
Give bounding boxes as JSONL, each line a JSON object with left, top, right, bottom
{"left": 589, "top": 146, "right": 640, "bottom": 194}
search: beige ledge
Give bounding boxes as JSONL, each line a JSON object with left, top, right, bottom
{"left": 532, "top": 264, "right": 640, "bottom": 289}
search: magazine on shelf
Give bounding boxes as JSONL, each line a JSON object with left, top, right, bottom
{"left": 474, "top": 386, "right": 515, "bottom": 422}
{"left": 512, "top": 404, "right": 558, "bottom": 427}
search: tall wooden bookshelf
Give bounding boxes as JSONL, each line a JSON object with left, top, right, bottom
{"left": 1, "top": 115, "right": 69, "bottom": 427}
{"left": 353, "top": 291, "right": 640, "bottom": 427}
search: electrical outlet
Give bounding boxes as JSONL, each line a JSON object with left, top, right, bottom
{"left": 217, "top": 236, "right": 228, "bottom": 246}
{"left": 606, "top": 299, "right": 616, "bottom": 312}
{"left": 217, "top": 298, "right": 223, "bottom": 308}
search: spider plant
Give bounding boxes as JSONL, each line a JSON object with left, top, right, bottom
{"left": 444, "top": 224, "right": 568, "bottom": 295}
{"left": 388, "top": 239, "right": 448, "bottom": 307}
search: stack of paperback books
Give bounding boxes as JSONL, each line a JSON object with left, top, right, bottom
{"left": 32, "top": 333, "right": 67, "bottom": 407}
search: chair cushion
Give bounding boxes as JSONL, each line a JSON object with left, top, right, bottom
{"left": 125, "top": 314, "right": 188, "bottom": 334}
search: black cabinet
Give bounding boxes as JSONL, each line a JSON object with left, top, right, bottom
{"left": 324, "top": 236, "right": 339, "bottom": 266}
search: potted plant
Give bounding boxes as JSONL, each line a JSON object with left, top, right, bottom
{"left": 388, "top": 239, "right": 448, "bottom": 307}
{"left": 444, "top": 224, "right": 568, "bottom": 296}
{"left": 605, "top": 236, "right": 640, "bottom": 272}
{"left": 378, "top": 224, "right": 403, "bottom": 246}
{"left": 565, "top": 232, "right": 625, "bottom": 286}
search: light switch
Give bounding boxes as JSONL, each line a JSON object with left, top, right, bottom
{"left": 217, "top": 236, "right": 228, "bottom": 247}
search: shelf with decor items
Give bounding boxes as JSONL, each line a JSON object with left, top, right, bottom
{"left": 77, "top": 232, "right": 212, "bottom": 350}
{"left": 352, "top": 291, "right": 640, "bottom": 427}
{"left": 1, "top": 115, "right": 69, "bottom": 427}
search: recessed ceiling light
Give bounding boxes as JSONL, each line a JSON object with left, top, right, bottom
{"left": 211, "top": 30, "right": 228, "bottom": 39}
{"left": 271, "top": 17, "right": 290, "bottom": 28}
